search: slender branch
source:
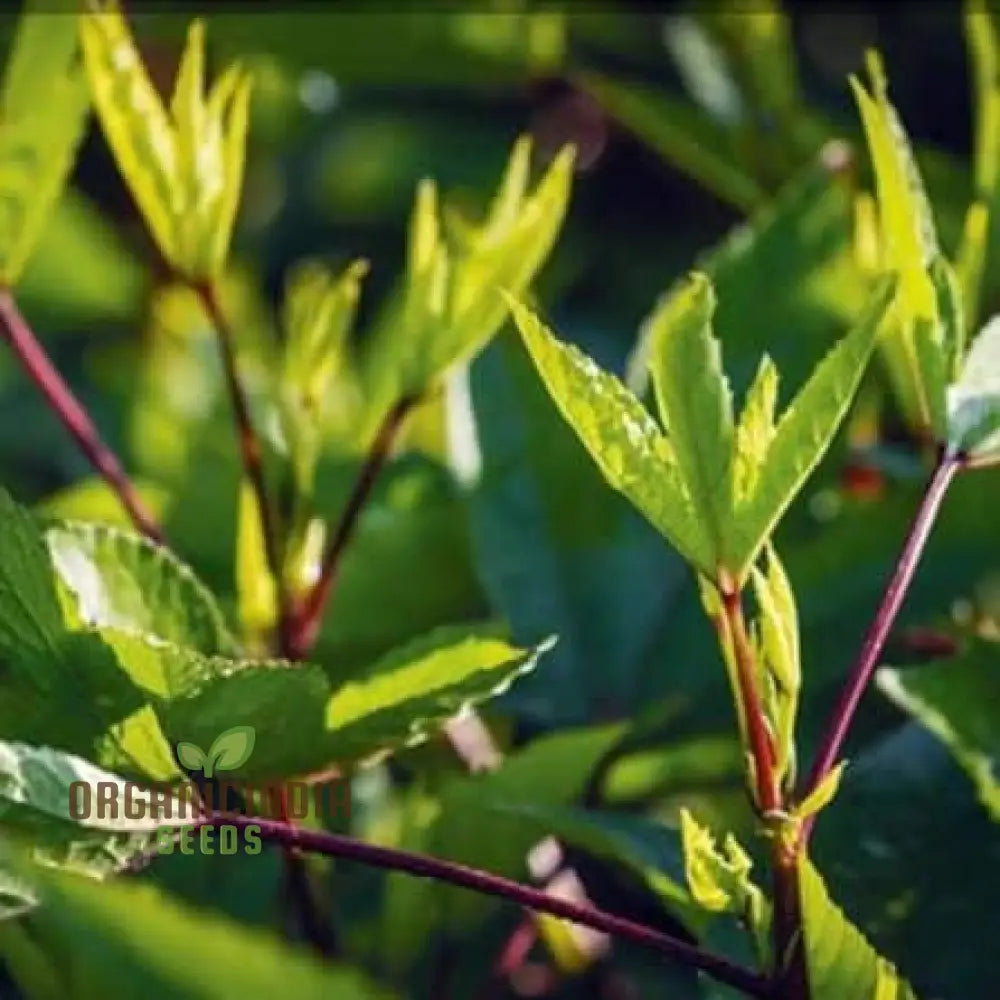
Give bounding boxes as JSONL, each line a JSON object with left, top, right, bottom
{"left": 0, "top": 288, "right": 163, "bottom": 543}
{"left": 283, "top": 396, "right": 415, "bottom": 659}
{"left": 800, "top": 448, "right": 960, "bottom": 842}
{"left": 208, "top": 813, "right": 770, "bottom": 999}
{"left": 193, "top": 280, "right": 282, "bottom": 592}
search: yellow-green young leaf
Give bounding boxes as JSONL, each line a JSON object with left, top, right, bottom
{"left": 734, "top": 355, "right": 779, "bottom": 503}
{"left": 80, "top": 5, "right": 251, "bottom": 280}
{"left": 0, "top": 3, "right": 90, "bottom": 286}
{"left": 679, "top": 810, "right": 770, "bottom": 965}
{"left": 851, "top": 52, "right": 942, "bottom": 431}
{"left": 959, "top": 3, "right": 1000, "bottom": 331}
{"left": 799, "top": 859, "right": 919, "bottom": 999}
{"left": 279, "top": 259, "right": 368, "bottom": 495}
{"left": 646, "top": 273, "right": 734, "bottom": 566}
{"left": 79, "top": 6, "right": 178, "bottom": 270}
{"left": 360, "top": 138, "right": 572, "bottom": 433}
{"left": 750, "top": 544, "right": 800, "bottom": 782}
{"left": 508, "top": 298, "right": 713, "bottom": 574}
{"left": 851, "top": 52, "right": 938, "bottom": 325}
{"left": 729, "top": 276, "right": 896, "bottom": 578}
{"left": 794, "top": 761, "right": 846, "bottom": 822}
{"left": 968, "top": 0, "right": 1000, "bottom": 198}
{"left": 235, "top": 479, "right": 277, "bottom": 644}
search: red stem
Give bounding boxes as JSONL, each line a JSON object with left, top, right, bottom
{"left": 210, "top": 813, "right": 770, "bottom": 999}
{"left": 0, "top": 289, "right": 163, "bottom": 543}
{"left": 194, "top": 281, "right": 282, "bottom": 592}
{"left": 283, "top": 397, "right": 415, "bottom": 659}
{"left": 800, "top": 449, "right": 959, "bottom": 843}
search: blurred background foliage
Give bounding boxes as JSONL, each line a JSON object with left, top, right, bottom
{"left": 3, "top": 3, "right": 1000, "bottom": 999}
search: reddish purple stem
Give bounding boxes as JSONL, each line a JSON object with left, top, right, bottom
{"left": 0, "top": 289, "right": 163, "bottom": 543}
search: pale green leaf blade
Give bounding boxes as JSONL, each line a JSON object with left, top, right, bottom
{"left": 234, "top": 478, "right": 278, "bottom": 641}
{"left": 800, "top": 859, "right": 919, "bottom": 999}
{"left": 0, "top": 2, "right": 90, "bottom": 285}
{"left": 322, "top": 627, "right": 550, "bottom": 765}
{"left": 43, "top": 520, "right": 235, "bottom": 655}
{"left": 508, "top": 296, "right": 714, "bottom": 573}
{"left": 734, "top": 354, "right": 779, "bottom": 503}
{"left": 947, "top": 314, "right": 1000, "bottom": 456}
{"left": 208, "top": 68, "right": 251, "bottom": 276}
{"left": 731, "top": 276, "right": 897, "bottom": 577}
{"left": 646, "top": 272, "right": 734, "bottom": 568}
{"left": 851, "top": 54, "right": 938, "bottom": 323}
{"left": 0, "top": 740, "right": 187, "bottom": 881}
{"left": 79, "top": 3, "right": 179, "bottom": 269}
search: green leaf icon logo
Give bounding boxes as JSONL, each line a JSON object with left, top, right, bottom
{"left": 176, "top": 741, "right": 206, "bottom": 772}
{"left": 204, "top": 726, "right": 255, "bottom": 777}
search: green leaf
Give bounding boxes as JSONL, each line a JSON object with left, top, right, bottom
{"left": 851, "top": 52, "right": 948, "bottom": 433}
{"left": 44, "top": 520, "right": 235, "bottom": 655}
{"left": 321, "top": 627, "right": 550, "bottom": 765}
{"left": 959, "top": 2, "right": 1000, "bottom": 330}
{"left": 679, "top": 809, "right": 769, "bottom": 965}
{"left": 128, "top": 625, "right": 548, "bottom": 779}
{"left": 793, "top": 761, "right": 845, "bottom": 822}
{"left": 0, "top": 740, "right": 186, "bottom": 882}
{"left": 234, "top": 478, "right": 278, "bottom": 643}
{"left": 729, "top": 276, "right": 896, "bottom": 576}
{"left": 279, "top": 259, "right": 368, "bottom": 499}
{"left": 21, "top": 867, "right": 396, "bottom": 1000}
{"left": 947, "top": 314, "right": 1000, "bottom": 457}
{"left": 508, "top": 296, "right": 713, "bottom": 574}
{"left": 799, "top": 859, "right": 919, "bottom": 999}
{"left": 360, "top": 137, "right": 573, "bottom": 432}
{"left": 646, "top": 272, "right": 735, "bottom": 566}
{"left": 206, "top": 725, "right": 256, "bottom": 776}
{"left": 0, "top": 1, "right": 90, "bottom": 286}
{"left": 878, "top": 638, "right": 1000, "bottom": 820}
{"left": 80, "top": 4, "right": 251, "bottom": 279}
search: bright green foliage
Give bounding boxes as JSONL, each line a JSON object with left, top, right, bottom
{"left": 851, "top": 53, "right": 957, "bottom": 435}
{"left": 359, "top": 136, "right": 573, "bottom": 438}
{"left": 11, "top": 867, "right": 395, "bottom": 1000}
{"left": 0, "top": 2, "right": 90, "bottom": 286}
{"left": 44, "top": 520, "right": 235, "bottom": 654}
{"left": 511, "top": 274, "right": 895, "bottom": 582}
{"left": 959, "top": 1, "right": 1000, "bottom": 330}
{"left": 879, "top": 639, "right": 1000, "bottom": 821}
{"left": 0, "top": 740, "right": 186, "bottom": 884}
{"left": 946, "top": 315, "right": 1000, "bottom": 458}
{"left": 234, "top": 478, "right": 278, "bottom": 643}
{"left": 279, "top": 259, "right": 368, "bottom": 500}
{"left": 648, "top": 274, "right": 734, "bottom": 561}
{"left": 749, "top": 543, "right": 800, "bottom": 785}
{"left": 799, "top": 860, "right": 919, "bottom": 999}
{"left": 679, "top": 809, "right": 770, "bottom": 965}
{"left": 507, "top": 294, "right": 711, "bottom": 573}
{"left": 80, "top": 4, "right": 251, "bottom": 280}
